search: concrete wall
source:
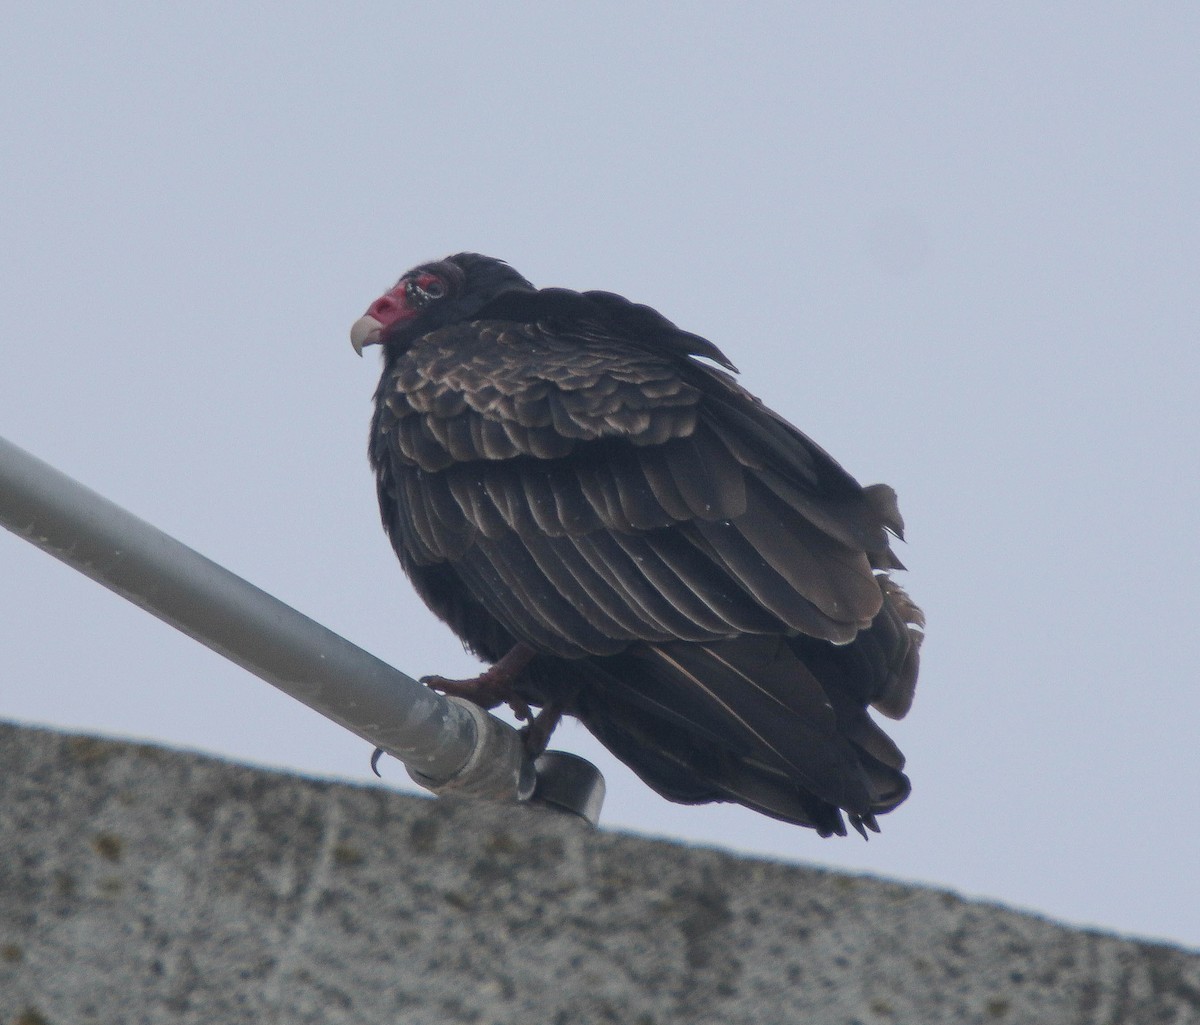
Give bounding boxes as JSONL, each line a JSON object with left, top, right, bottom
{"left": 1, "top": 720, "right": 1197, "bottom": 1025}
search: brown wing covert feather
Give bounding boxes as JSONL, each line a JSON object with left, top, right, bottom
{"left": 376, "top": 320, "right": 904, "bottom": 658}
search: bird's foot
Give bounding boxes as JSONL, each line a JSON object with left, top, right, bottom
{"left": 374, "top": 646, "right": 538, "bottom": 778}
{"left": 420, "top": 643, "right": 537, "bottom": 719}
{"left": 416, "top": 643, "right": 568, "bottom": 759}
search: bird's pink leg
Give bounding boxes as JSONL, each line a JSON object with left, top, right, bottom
{"left": 421, "top": 643, "right": 537, "bottom": 720}
{"left": 521, "top": 700, "right": 566, "bottom": 757}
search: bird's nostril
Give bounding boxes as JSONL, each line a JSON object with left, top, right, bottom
{"left": 369, "top": 295, "right": 398, "bottom": 318}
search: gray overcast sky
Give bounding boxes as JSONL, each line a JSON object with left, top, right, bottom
{"left": 3, "top": 5, "right": 1198, "bottom": 949}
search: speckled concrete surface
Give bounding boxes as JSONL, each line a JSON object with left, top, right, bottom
{"left": 1, "top": 721, "right": 1197, "bottom": 1025}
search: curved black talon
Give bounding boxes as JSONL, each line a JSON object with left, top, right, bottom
{"left": 370, "top": 746, "right": 386, "bottom": 777}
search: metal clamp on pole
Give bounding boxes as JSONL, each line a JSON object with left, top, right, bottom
{"left": 402, "top": 709, "right": 605, "bottom": 824}
{"left": 0, "top": 434, "right": 604, "bottom": 820}
{"left": 405, "top": 696, "right": 535, "bottom": 802}
{"left": 532, "top": 752, "right": 607, "bottom": 825}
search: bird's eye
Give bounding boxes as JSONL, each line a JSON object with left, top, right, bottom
{"left": 406, "top": 275, "right": 447, "bottom": 306}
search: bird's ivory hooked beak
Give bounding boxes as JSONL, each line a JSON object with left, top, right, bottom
{"left": 351, "top": 315, "right": 384, "bottom": 357}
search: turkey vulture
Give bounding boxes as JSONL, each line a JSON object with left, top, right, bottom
{"left": 352, "top": 254, "right": 923, "bottom": 836}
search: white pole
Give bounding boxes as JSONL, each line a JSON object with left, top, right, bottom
{"left": 0, "top": 434, "right": 533, "bottom": 801}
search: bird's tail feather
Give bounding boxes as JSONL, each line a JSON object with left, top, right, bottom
{"left": 564, "top": 627, "right": 914, "bottom": 837}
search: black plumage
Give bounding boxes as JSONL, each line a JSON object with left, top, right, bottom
{"left": 352, "top": 253, "right": 923, "bottom": 836}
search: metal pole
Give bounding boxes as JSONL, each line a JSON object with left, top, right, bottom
{"left": 0, "top": 434, "right": 533, "bottom": 801}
